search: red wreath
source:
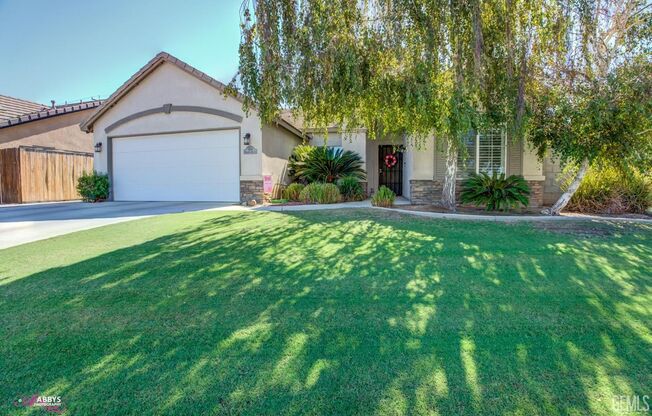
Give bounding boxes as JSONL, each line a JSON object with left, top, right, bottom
{"left": 384, "top": 154, "right": 398, "bottom": 168}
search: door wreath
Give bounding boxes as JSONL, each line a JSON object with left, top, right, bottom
{"left": 384, "top": 153, "right": 398, "bottom": 168}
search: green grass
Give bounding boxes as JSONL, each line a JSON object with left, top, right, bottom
{"left": 1, "top": 209, "right": 651, "bottom": 415}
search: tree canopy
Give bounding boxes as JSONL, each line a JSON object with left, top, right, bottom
{"left": 237, "top": 0, "right": 562, "bottom": 142}
{"left": 236, "top": 0, "right": 651, "bottom": 213}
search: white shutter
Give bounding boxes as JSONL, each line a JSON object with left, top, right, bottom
{"left": 478, "top": 129, "right": 504, "bottom": 175}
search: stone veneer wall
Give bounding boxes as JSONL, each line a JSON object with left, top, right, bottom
{"left": 240, "top": 180, "right": 264, "bottom": 203}
{"left": 410, "top": 179, "right": 545, "bottom": 208}
{"left": 527, "top": 180, "right": 544, "bottom": 207}
{"left": 409, "top": 180, "right": 443, "bottom": 204}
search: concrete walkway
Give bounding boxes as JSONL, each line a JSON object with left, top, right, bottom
{"left": 254, "top": 197, "right": 411, "bottom": 212}
{"left": 0, "top": 201, "right": 239, "bottom": 249}
{"left": 256, "top": 200, "right": 652, "bottom": 223}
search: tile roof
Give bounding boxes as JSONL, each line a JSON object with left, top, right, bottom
{"left": 0, "top": 95, "right": 47, "bottom": 121}
{"left": 80, "top": 51, "right": 303, "bottom": 138}
{"left": 0, "top": 100, "right": 103, "bottom": 129}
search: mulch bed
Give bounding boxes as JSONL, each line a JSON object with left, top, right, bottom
{"left": 391, "top": 204, "right": 545, "bottom": 216}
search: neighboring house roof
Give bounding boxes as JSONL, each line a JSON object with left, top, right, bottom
{"left": 0, "top": 100, "right": 103, "bottom": 129}
{"left": 80, "top": 51, "right": 304, "bottom": 138}
{"left": 0, "top": 95, "right": 47, "bottom": 121}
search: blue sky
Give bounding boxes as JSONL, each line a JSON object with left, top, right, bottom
{"left": 0, "top": 0, "right": 242, "bottom": 105}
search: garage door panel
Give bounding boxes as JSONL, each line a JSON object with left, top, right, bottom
{"left": 112, "top": 130, "right": 240, "bottom": 202}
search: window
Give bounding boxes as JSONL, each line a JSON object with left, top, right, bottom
{"left": 457, "top": 129, "right": 506, "bottom": 178}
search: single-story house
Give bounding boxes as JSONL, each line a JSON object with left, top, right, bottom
{"left": 81, "top": 51, "right": 562, "bottom": 206}
{"left": 80, "top": 52, "right": 303, "bottom": 203}
{"left": 0, "top": 95, "right": 101, "bottom": 152}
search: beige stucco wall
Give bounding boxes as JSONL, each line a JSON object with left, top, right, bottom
{"left": 0, "top": 110, "right": 94, "bottom": 152}
{"left": 410, "top": 136, "right": 436, "bottom": 180}
{"left": 262, "top": 123, "right": 303, "bottom": 189}
{"left": 89, "top": 62, "right": 264, "bottom": 180}
{"left": 522, "top": 143, "right": 544, "bottom": 180}
{"left": 309, "top": 131, "right": 367, "bottom": 163}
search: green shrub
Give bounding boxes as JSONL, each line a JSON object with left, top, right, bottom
{"left": 371, "top": 186, "right": 395, "bottom": 207}
{"left": 337, "top": 175, "right": 365, "bottom": 201}
{"left": 282, "top": 183, "right": 305, "bottom": 201}
{"left": 77, "top": 171, "right": 110, "bottom": 202}
{"left": 299, "top": 183, "right": 341, "bottom": 204}
{"left": 460, "top": 172, "right": 530, "bottom": 211}
{"left": 561, "top": 164, "right": 652, "bottom": 214}
{"left": 289, "top": 145, "right": 365, "bottom": 183}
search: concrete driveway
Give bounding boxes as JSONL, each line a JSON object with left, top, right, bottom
{"left": 0, "top": 201, "right": 238, "bottom": 249}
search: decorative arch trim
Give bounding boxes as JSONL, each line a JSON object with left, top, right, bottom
{"left": 104, "top": 104, "right": 243, "bottom": 133}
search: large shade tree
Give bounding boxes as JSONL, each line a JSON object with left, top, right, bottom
{"left": 235, "top": 0, "right": 561, "bottom": 210}
{"left": 236, "top": 0, "right": 650, "bottom": 213}
{"left": 528, "top": 0, "right": 652, "bottom": 215}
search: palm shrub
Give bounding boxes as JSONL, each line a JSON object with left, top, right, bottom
{"left": 282, "top": 183, "right": 305, "bottom": 201}
{"left": 371, "top": 186, "right": 395, "bottom": 207}
{"left": 77, "top": 171, "right": 110, "bottom": 202}
{"left": 289, "top": 145, "right": 365, "bottom": 183}
{"left": 337, "top": 175, "right": 365, "bottom": 201}
{"left": 299, "top": 183, "right": 341, "bottom": 204}
{"left": 460, "top": 173, "right": 530, "bottom": 211}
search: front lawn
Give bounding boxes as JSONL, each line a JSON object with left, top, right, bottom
{"left": 1, "top": 210, "right": 650, "bottom": 415}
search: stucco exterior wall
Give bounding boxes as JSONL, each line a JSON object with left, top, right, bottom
{"left": 90, "top": 62, "right": 263, "bottom": 181}
{"left": 0, "top": 110, "right": 94, "bottom": 152}
{"left": 262, "top": 123, "right": 303, "bottom": 193}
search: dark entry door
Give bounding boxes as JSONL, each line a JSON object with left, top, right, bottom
{"left": 378, "top": 145, "right": 403, "bottom": 196}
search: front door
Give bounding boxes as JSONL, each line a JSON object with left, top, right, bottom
{"left": 378, "top": 145, "right": 403, "bottom": 196}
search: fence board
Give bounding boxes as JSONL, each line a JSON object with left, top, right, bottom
{"left": 0, "top": 147, "right": 93, "bottom": 203}
{"left": 0, "top": 148, "right": 22, "bottom": 204}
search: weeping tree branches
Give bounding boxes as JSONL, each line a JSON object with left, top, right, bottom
{"left": 236, "top": 1, "right": 649, "bottom": 213}
{"left": 529, "top": 0, "right": 652, "bottom": 215}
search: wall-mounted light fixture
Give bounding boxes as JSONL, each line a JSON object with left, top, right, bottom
{"left": 243, "top": 133, "right": 251, "bottom": 146}
{"left": 94, "top": 142, "right": 103, "bottom": 153}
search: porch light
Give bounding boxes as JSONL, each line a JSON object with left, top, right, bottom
{"left": 243, "top": 133, "right": 251, "bottom": 146}
{"left": 94, "top": 142, "right": 103, "bottom": 153}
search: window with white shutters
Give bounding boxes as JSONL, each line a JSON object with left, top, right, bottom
{"left": 456, "top": 129, "right": 505, "bottom": 178}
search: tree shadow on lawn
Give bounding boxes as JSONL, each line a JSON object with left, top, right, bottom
{"left": 1, "top": 210, "right": 651, "bottom": 415}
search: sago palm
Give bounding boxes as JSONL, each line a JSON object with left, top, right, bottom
{"left": 289, "top": 146, "right": 366, "bottom": 183}
{"left": 460, "top": 172, "right": 531, "bottom": 211}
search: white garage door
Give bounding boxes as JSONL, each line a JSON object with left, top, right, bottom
{"left": 112, "top": 129, "right": 239, "bottom": 201}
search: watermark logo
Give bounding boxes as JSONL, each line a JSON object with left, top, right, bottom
{"left": 613, "top": 395, "right": 650, "bottom": 413}
{"left": 13, "top": 394, "right": 64, "bottom": 414}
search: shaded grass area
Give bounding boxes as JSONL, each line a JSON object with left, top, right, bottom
{"left": 0, "top": 209, "right": 650, "bottom": 415}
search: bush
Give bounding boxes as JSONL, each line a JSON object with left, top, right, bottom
{"left": 289, "top": 145, "right": 365, "bottom": 183}
{"left": 282, "top": 183, "right": 305, "bottom": 201}
{"left": 77, "top": 171, "right": 110, "bottom": 202}
{"left": 460, "top": 172, "right": 530, "bottom": 211}
{"left": 337, "top": 175, "right": 365, "bottom": 201}
{"left": 561, "top": 164, "right": 652, "bottom": 214}
{"left": 371, "top": 186, "right": 395, "bottom": 207}
{"left": 298, "top": 183, "right": 341, "bottom": 204}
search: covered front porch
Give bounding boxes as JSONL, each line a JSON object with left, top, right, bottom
{"left": 309, "top": 129, "right": 548, "bottom": 207}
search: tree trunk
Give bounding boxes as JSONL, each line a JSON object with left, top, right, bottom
{"left": 441, "top": 140, "right": 458, "bottom": 211}
{"left": 544, "top": 158, "right": 589, "bottom": 215}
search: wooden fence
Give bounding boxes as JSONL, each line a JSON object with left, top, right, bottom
{"left": 0, "top": 147, "right": 93, "bottom": 204}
